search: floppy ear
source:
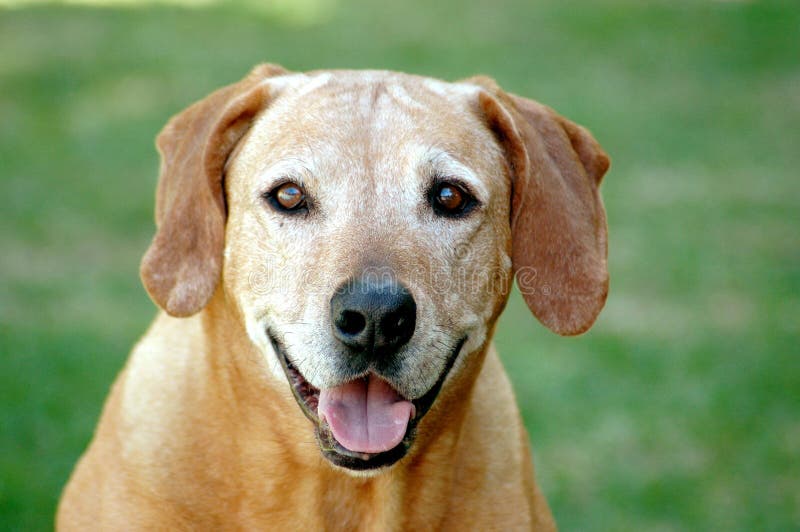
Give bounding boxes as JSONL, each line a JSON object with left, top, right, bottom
{"left": 471, "top": 77, "right": 610, "bottom": 335}
{"left": 140, "top": 63, "right": 288, "bottom": 317}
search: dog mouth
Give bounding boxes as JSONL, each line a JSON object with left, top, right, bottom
{"left": 268, "top": 332, "right": 465, "bottom": 471}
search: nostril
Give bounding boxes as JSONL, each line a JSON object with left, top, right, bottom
{"left": 337, "top": 310, "right": 367, "bottom": 336}
{"left": 380, "top": 306, "right": 416, "bottom": 345}
{"left": 385, "top": 314, "right": 406, "bottom": 337}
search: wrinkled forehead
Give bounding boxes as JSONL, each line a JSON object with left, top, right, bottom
{"left": 237, "top": 71, "right": 500, "bottom": 184}
{"left": 265, "top": 70, "right": 483, "bottom": 134}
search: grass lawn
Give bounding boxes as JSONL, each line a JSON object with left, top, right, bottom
{"left": 1, "top": 0, "right": 798, "bottom": 529}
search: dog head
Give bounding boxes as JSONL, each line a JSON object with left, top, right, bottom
{"left": 140, "top": 64, "right": 609, "bottom": 472}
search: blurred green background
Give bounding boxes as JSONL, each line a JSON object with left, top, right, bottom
{"left": 1, "top": 0, "right": 798, "bottom": 529}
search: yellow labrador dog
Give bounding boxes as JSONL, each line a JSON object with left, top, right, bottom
{"left": 58, "top": 64, "right": 609, "bottom": 530}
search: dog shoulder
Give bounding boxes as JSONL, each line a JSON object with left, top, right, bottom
{"left": 58, "top": 313, "right": 215, "bottom": 529}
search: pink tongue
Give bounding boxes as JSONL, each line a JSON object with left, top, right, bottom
{"left": 318, "top": 376, "right": 414, "bottom": 454}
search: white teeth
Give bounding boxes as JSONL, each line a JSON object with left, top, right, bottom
{"left": 409, "top": 404, "right": 416, "bottom": 420}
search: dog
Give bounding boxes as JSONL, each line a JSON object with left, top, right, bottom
{"left": 57, "top": 63, "right": 609, "bottom": 530}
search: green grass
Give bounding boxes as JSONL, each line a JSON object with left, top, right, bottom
{"left": 1, "top": 0, "right": 798, "bottom": 529}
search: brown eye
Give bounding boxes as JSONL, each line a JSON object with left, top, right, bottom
{"left": 267, "top": 181, "right": 307, "bottom": 213}
{"left": 431, "top": 181, "right": 476, "bottom": 217}
{"left": 437, "top": 185, "right": 464, "bottom": 210}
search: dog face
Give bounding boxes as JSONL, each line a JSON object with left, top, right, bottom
{"left": 223, "top": 71, "right": 514, "bottom": 469}
{"left": 140, "top": 64, "right": 609, "bottom": 472}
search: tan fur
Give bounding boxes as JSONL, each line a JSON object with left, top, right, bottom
{"left": 57, "top": 64, "right": 609, "bottom": 530}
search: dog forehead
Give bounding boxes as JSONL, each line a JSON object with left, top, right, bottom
{"left": 249, "top": 71, "right": 486, "bottom": 151}
{"left": 269, "top": 69, "right": 481, "bottom": 108}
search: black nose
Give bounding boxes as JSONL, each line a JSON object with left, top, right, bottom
{"left": 331, "top": 277, "right": 416, "bottom": 356}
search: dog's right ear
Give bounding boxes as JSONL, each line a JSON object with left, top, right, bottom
{"left": 140, "top": 63, "right": 288, "bottom": 317}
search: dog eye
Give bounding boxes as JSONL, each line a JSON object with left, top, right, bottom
{"left": 265, "top": 181, "right": 307, "bottom": 213}
{"left": 430, "top": 181, "right": 476, "bottom": 217}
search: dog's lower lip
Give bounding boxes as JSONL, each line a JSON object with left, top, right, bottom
{"left": 273, "top": 344, "right": 321, "bottom": 425}
{"left": 267, "top": 331, "right": 466, "bottom": 469}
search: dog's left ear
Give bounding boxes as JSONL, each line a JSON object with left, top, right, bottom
{"left": 140, "top": 63, "right": 288, "bottom": 316}
{"left": 469, "top": 77, "right": 610, "bottom": 335}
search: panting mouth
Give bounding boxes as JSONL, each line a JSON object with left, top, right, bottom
{"left": 268, "top": 332, "right": 465, "bottom": 471}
